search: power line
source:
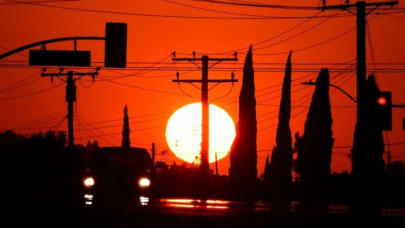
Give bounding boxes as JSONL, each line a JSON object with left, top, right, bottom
{"left": 161, "top": 0, "right": 274, "bottom": 18}
{"left": 0, "top": 44, "right": 28, "bottom": 58}
{"left": 0, "top": 0, "right": 82, "bottom": 5}
{"left": 257, "top": 68, "right": 356, "bottom": 131}
{"left": 5, "top": 109, "right": 66, "bottom": 131}
{"left": 76, "top": 111, "right": 170, "bottom": 125}
{"left": 8, "top": 0, "right": 355, "bottom": 20}
{"left": 104, "top": 80, "right": 195, "bottom": 98}
{"left": 210, "top": 12, "right": 323, "bottom": 55}
{"left": 4, "top": 64, "right": 405, "bottom": 73}
{"left": 189, "top": 0, "right": 323, "bottom": 11}
{"left": 0, "top": 84, "right": 62, "bottom": 101}
{"left": 0, "top": 70, "right": 41, "bottom": 93}
{"left": 51, "top": 115, "right": 67, "bottom": 132}
{"left": 255, "top": 27, "right": 356, "bottom": 55}
{"left": 7, "top": 60, "right": 405, "bottom": 66}
{"left": 74, "top": 116, "right": 112, "bottom": 147}
{"left": 74, "top": 125, "right": 166, "bottom": 139}
{"left": 250, "top": 11, "right": 342, "bottom": 53}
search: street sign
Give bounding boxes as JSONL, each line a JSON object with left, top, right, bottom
{"left": 29, "top": 50, "right": 91, "bottom": 67}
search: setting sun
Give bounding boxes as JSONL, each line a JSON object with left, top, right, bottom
{"left": 165, "top": 103, "right": 236, "bottom": 164}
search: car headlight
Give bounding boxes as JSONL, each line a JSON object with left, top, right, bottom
{"left": 139, "top": 178, "right": 150, "bottom": 187}
{"left": 84, "top": 177, "right": 95, "bottom": 187}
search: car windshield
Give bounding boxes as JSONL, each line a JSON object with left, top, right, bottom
{"left": 88, "top": 147, "right": 152, "bottom": 174}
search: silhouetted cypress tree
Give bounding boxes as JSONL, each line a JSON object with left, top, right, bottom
{"left": 86, "top": 141, "right": 92, "bottom": 149}
{"left": 297, "top": 68, "right": 334, "bottom": 213}
{"left": 122, "top": 105, "right": 131, "bottom": 148}
{"left": 263, "top": 153, "right": 271, "bottom": 182}
{"left": 228, "top": 46, "right": 257, "bottom": 200}
{"left": 350, "top": 74, "right": 385, "bottom": 215}
{"left": 268, "top": 52, "right": 293, "bottom": 212}
{"left": 92, "top": 141, "right": 99, "bottom": 149}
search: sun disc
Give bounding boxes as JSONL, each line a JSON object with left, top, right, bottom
{"left": 165, "top": 103, "right": 236, "bottom": 164}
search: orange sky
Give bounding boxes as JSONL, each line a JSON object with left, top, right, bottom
{"left": 1, "top": 0, "right": 405, "bottom": 176}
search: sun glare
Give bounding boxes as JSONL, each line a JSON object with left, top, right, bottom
{"left": 165, "top": 103, "right": 236, "bottom": 164}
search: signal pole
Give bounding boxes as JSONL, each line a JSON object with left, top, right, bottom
{"left": 41, "top": 69, "right": 99, "bottom": 148}
{"left": 321, "top": 1, "right": 399, "bottom": 214}
{"left": 321, "top": 1, "right": 399, "bottom": 128}
{"left": 172, "top": 54, "right": 238, "bottom": 199}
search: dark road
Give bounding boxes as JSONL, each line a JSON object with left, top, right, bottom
{"left": 10, "top": 197, "right": 402, "bottom": 228}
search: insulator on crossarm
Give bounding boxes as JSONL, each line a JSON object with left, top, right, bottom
{"left": 172, "top": 51, "right": 176, "bottom": 58}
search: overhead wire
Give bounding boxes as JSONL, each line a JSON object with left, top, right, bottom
{"left": 0, "top": 70, "right": 41, "bottom": 93}
{"left": 189, "top": 0, "right": 322, "bottom": 10}
{"left": 6, "top": 109, "right": 66, "bottom": 130}
{"left": 249, "top": 10, "right": 343, "bottom": 53}
{"left": 201, "top": 11, "right": 324, "bottom": 55}
{"left": 0, "top": 0, "right": 82, "bottom": 5}
{"left": 0, "top": 84, "right": 62, "bottom": 101}
{"left": 7, "top": 0, "right": 356, "bottom": 20}
{"left": 51, "top": 114, "right": 67, "bottom": 132}
{"left": 161, "top": 0, "right": 274, "bottom": 18}
{"left": 74, "top": 116, "right": 110, "bottom": 147}
{"left": 257, "top": 66, "right": 356, "bottom": 131}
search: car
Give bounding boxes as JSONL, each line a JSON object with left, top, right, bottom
{"left": 83, "top": 147, "right": 152, "bottom": 208}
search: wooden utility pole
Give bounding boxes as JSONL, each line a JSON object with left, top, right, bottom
{"left": 215, "top": 152, "right": 219, "bottom": 176}
{"left": 321, "top": 0, "right": 399, "bottom": 214}
{"left": 152, "top": 142, "right": 156, "bottom": 167}
{"left": 321, "top": 1, "right": 399, "bottom": 128}
{"left": 172, "top": 54, "right": 238, "bottom": 199}
{"left": 41, "top": 69, "right": 99, "bottom": 148}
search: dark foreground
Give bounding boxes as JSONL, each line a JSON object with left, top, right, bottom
{"left": 4, "top": 198, "right": 405, "bottom": 227}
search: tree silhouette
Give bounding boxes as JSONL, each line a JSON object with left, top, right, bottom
{"left": 228, "top": 46, "right": 258, "bottom": 200}
{"left": 122, "top": 105, "right": 131, "bottom": 148}
{"left": 92, "top": 141, "right": 99, "bottom": 150}
{"left": 297, "top": 68, "right": 334, "bottom": 213}
{"left": 350, "top": 74, "right": 385, "bottom": 215}
{"left": 263, "top": 152, "right": 271, "bottom": 182}
{"left": 268, "top": 52, "right": 293, "bottom": 213}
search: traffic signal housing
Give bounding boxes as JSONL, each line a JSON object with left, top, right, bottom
{"left": 105, "top": 23, "right": 127, "bottom": 68}
{"left": 375, "top": 91, "right": 392, "bottom": 131}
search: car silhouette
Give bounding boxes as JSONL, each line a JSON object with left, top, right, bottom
{"left": 83, "top": 147, "right": 152, "bottom": 208}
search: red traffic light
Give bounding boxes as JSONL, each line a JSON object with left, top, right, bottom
{"left": 378, "top": 97, "right": 387, "bottom": 106}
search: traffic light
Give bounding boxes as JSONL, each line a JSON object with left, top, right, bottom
{"left": 375, "top": 91, "right": 392, "bottom": 131}
{"left": 105, "top": 23, "right": 127, "bottom": 68}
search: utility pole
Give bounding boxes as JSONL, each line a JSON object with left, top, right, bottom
{"left": 41, "top": 69, "right": 99, "bottom": 148}
{"left": 321, "top": 1, "right": 399, "bottom": 214}
{"left": 172, "top": 53, "right": 238, "bottom": 199}
{"left": 152, "top": 142, "right": 156, "bottom": 168}
{"left": 321, "top": 1, "right": 399, "bottom": 127}
{"left": 215, "top": 152, "right": 219, "bottom": 176}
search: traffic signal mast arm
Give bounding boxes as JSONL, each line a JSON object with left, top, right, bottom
{"left": 0, "top": 37, "right": 104, "bottom": 61}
